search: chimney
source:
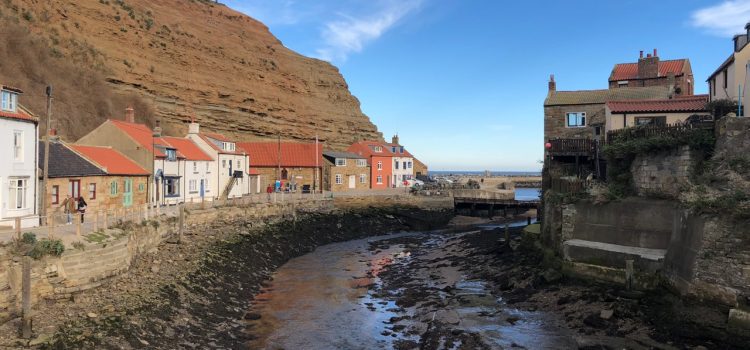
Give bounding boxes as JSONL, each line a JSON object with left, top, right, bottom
{"left": 391, "top": 134, "right": 400, "bottom": 145}
{"left": 640, "top": 50, "right": 643, "bottom": 59}
{"left": 653, "top": 48, "right": 658, "bottom": 57}
{"left": 49, "top": 128, "right": 59, "bottom": 142}
{"left": 638, "top": 50, "right": 659, "bottom": 79}
{"left": 188, "top": 116, "right": 200, "bottom": 134}
{"left": 153, "top": 120, "right": 162, "bottom": 137}
{"left": 125, "top": 106, "right": 135, "bottom": 123}
{"left": 548, "top": 74, "right": 556, "bottom": 92}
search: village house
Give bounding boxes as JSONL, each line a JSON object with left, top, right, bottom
{"left": 39, "top": 141, "right": 149, "bottom": 218}
{"left": 347, "top": 141, "right": 394, "bottom": 189}
{"left": 385, "top": 135, "right": 414, "bottom": 188}
{"left": 605, "top": 95, "right": 709, "bottom": 131}
{"left": 0, "top": 85, "right": 38, "bottom": 228}
{"left": 609, "top": 49, "right": 694, "bottom": 96}
{"left": 706, "top": 22, "right": 750, "bottom": 116}
{"left": 237, "top": 141, "right": 322, "bottom": 193}
{"left": 322, "top": 151, "right": 370, "bottom": 192}
{"left": 185, "top": 121, "right": 250, "bottom": 199}
{"left": 161, "top": 137, "right": 215, "bottom": 204}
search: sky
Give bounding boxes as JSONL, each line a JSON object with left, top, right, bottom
{"left": 223, "top": 0, "right": 750, "bottom": 171}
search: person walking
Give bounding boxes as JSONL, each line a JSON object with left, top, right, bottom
{"left": 77, "top": 196, "right": 88, "bottom": 223}
{"left": 61, "top": 195, "right": 76, "bottom": 225}
{"left": 266, "top": 184, "right": 273, "bottom": 201}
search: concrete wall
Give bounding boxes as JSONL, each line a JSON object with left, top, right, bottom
{"left": 630, "top": 145, "right": 693, "bottom": 198}
{"left": 0, "top": 199, "right": 333, "bottom": 322}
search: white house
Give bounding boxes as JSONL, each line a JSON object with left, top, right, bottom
{"left": 0, "top": 85, "right": 39, "bottom": 228}
{"left": 385, "top": 136, "right": 414, "bottom": 188}
{"left": 161, "top": 136, "right": 215, "bottom": 204}
{"left": 186, "top": 122, "right": 250, "bottom": 199}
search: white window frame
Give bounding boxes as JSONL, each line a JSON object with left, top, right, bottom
{"left": 376, "top": 175, "right": 383, "bottom": 184}
{"left": 335, "top": 158, "right": 346, "bottom": 167}
{"left": 205, "top": 178, "right": 210, "bottom": 192}
{"left": 335, "top": 174, "right": 343, "bottom": 185}
{"left": 360, "top": 174, "right": 366, "bottom": 183}
{"left": 189, "top": 179, "right": 197, "bottom": 193}
{"left": 356, "top": 159, "right": 366, "bottom": 167}
{"left": 566, "top": 112, "right": 586, "bottom": 128}
{"left": 8, "top": 177, "right": 28, "bottom": 210}
{"left": 13, "top": 130, "right": 23, "bottom": 162}
{"left": 193, "top": 162, "right": 198, "bottom": 173}
{"left": 206, "top": 162, "right": 211, "bottom": 173}
{"left": 377, "top": 161, "right": 383, "bottom": 170}
{"left": 1, "top": 91, "right": 17, "bottom": 112}
{"left": 374, "top": 146, "right": 382, "bottom": 152}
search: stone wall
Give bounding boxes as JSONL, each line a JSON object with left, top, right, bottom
{"left": 630, "top": 145, "right": 693, "bottom": 198}
{"left": 333, "top": 194, "right": 452, "bottom": 210}
{"left": 0, "top": 199, "right": 333, "bottom": 322}
{"left": 544, "top": 103, "right": 604, "bottom": 141}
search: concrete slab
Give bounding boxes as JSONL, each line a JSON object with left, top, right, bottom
{"left": 563, "top": 239, "right": 666, "bottom": 272}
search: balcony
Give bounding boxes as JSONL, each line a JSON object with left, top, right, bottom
{"left": 547, "top": 138, "right": 596, "bottom": 156}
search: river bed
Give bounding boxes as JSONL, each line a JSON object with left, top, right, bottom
{"left": 245, "top": 228, "right": 577, "bottom": 349}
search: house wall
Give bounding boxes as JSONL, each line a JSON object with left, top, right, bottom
{"left": 182, "top": 160, "right": 215, "bottom": 203}
{"left": 44, "top": 175, "right": 148, "bottom": 219}
{"left": 370, "top": 156, "right": 393, "bottom": 190}
{"left": 216, "top": 154, "right": 249, "bottom": 198}
{"left": 544, "top": 103, "right": 605, "bottom": 141}
{"left": 77, "top": 122, "right": 152, "bottom": 171}
{"left": 391, "top": 156, "right": 414, "bottom": 188}
{"left": 323, "top": 159, "right": 370, "bottom": 192}
{"left": 154, "top": 158, "right": 182, "bottom": 205}
{"left": 606, "top": 110, "right": 698, "bottom": 131}
{"left": 255, "top": 166, "right": 321, "bottom": 192}
{"left": 0, "top": 118, "right": 37, "bottom": 226}
{"left": 609, "top": 75, "right": 693, "bottom": 96}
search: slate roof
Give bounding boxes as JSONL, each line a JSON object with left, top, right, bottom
{"left": 609, "top": 59, "right": 687, "bottom": 81}
{"left": 544, "top": 86, "right": 672, "bottom": 106}
{"left": 322, "top": 151, "right": 366, "bottom": 160}
{"left": 237, "top": 142, "right": 323, "bottom": 167}
{"left": 38, "top": 141, "right": 107, "bottom": 178}
{"left": 607, "top": 95, "right": 708, "bottom": 114}
{"left": 69, "top": 145, "right": 150, "bottom": 176}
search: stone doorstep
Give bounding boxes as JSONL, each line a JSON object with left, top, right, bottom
{"left": 563, "top": 239, "right": 666, "bottom": 272}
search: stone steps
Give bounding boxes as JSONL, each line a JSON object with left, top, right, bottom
{"left": 563, "top": 239, "right": 666, "bottom": 273}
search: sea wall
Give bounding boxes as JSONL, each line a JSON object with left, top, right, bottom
{"left": 630, "top": 145, "right": 693, "bottom": 198}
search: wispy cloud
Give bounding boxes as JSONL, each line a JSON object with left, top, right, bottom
{"left": 315, "top": 0, "right": 423, "bottom": 62}
{"left": 691, "top": 0, "right": 750, "bottom": 36}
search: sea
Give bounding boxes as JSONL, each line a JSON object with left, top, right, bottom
{"left": 429, "top": 170, "right": 542, "bottom": 177}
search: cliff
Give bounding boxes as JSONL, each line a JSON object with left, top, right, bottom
{"left": 0, "top": 0, "right": 383, "bottom": 149}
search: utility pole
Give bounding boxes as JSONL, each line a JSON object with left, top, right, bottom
{"left": 40, "top": 86, "right": 52, "bottom": 225}
{"left": 314, "top": 134, "right": 319, "bottom": 196}
{"left": 277, "top": 132, "right": 281, "bottom": 183}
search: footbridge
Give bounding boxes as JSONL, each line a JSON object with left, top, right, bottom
{"left": 451, "top": 190, "right": 540, "bottom": 217}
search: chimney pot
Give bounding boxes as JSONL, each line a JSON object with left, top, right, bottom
{"left": 640, "top": 50, "right": 643, "bottom": 59}
{"left": 548, "top": 74, "right": 556, "bottom": 92}
{"left": 653, "top": 48, "right": 657, "bottom": 57}
{"left": 49, "top": 128, "right": 57, "bottom": 136}
{"left": 125, "top": 106, "right": 135, "bottom": 123}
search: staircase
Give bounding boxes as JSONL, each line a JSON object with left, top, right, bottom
{"left": 220, "top": 177, "right": 238, "bottom": 200}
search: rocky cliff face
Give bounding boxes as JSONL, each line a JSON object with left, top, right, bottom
{"left": 2, "top": 0, "right": 382, "bottom": 149}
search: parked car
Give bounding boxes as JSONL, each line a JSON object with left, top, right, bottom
{"left": 406, "top": 179, "right": 424, "bottom": 187}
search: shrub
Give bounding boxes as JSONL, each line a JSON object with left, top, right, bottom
{"left": 72, "top": 241, "right": 86, "bottom": 251}
{"left": 28, "top": 239, "right": 65, "bottom": 259}
{"left": 21, "top": 232, "right": 37, "bottom": 245}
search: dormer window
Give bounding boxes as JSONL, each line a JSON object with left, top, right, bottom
{"left": 391, "top": 147, "right": 396, "bottom": 153}
{"left": 399, "top": 146, "right": 404, "bottom": 154}
{"left": 335, "top": 158, "right": 346, "bottom": 166}
{"left": 166, "top": 149, "right": 177, "bottom": 161}
{"left": 1, "top": 90, "right": 17, "bottom": 112}
{"left": 222, "top": 142, "right": 235, "bottom": 151}
{"left": 374, "top": 146, "right": 382, "bottom": 152}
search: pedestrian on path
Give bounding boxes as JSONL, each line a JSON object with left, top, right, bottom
{"left": 61, "top": 195, "right": 77, "bottom": 225}
{"left": 77, "top": 196, "right": 87, "bottom": 223}
{"left": 266, "top": 184, "right": 273, "bottom": 201}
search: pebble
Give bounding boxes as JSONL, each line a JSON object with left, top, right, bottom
{"left": 600, "top": 309, "right": 614, "bottom": 320}
{"left": 87, "top": 312, "right": 97, "bottom": 319}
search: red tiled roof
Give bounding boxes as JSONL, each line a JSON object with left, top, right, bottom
{"left": 69, "top": 145, "right": 150, "bottom": 176}
{"left": 161, "top": 137, "right": 213, "bottom": 161}
{"left": 0, "top": 105, "right": 37, "bottom": 123}
{"left": 610, "top": 59, "right": 687, "bottom": 81}
{"left": 109, "top": 119, "right": 170, "bottom": 157}
{"left": 237, "top": 142, "right": 323, "bottom": 167}
{"left": 249, "top": 168, "right": 260, "bottom": 175}
{"left": 347, "top": 141, "right": 395, "bottom": 158}
{"left": 606, "top": 95, "right": 708, "bottom": 113}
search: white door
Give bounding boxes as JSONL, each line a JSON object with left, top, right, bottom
{"left": 348, "top": 175, "right": 356, "bottom": 189}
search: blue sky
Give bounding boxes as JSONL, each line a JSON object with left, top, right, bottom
{"left": 223, "top": 0, "right": 750, "bottom": 171}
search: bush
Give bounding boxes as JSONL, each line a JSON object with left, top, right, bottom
{"left": 21, "top": 232, "right": 37, "bottom": 245}
{"left": 28, "top": 239, "right": 65, "bottom": 259}
{"left": 706, "top": 98, "right": 739, "bottom": 118}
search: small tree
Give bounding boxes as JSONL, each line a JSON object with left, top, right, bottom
{"left": 706, "top": 98, "right": 740, "bottom": 118}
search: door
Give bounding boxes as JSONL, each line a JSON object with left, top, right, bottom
{"left": 200, "top": 179, "right": 205, "bottom": 198}
{"left": 348, "top": 175, "right": 356, "bottom": 189}
{"left": 69, "top": 180, "right": 81, "bottom": 199}
{"left": 123, "top": 178, "right": 133, "bottom": 207}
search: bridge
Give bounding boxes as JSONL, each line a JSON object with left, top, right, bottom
{"left": 452, "top": 190, "right": 540, "bottom": 217}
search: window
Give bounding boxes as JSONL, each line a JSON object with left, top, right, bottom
{"left": 281, "top": 168, "right": 288, "bottom": 180}
{"left": 89, "top": 183, "right": 97, "bottom": 200}
{"left": 617, "top": 81, "right": 628, "bottom": 87}
{"left": 395, "top": 161, "right": 399, "bottom": 170}
{"left": 110, "top": 181, "right": 119, "bottom": 195}
{"left": 205, "top": 178, "right": 210, "bottom": 192}
{"left": 391, "top": 146, "right": 396, "bottom": 153}
{"left": 13, "top": 131, "right": 22, "bottom": 161}
{"left": 206, "top": 163, "right": 211, "bottom": 173}
{"left": 9, "top": 178, "right": 27, "bottom": 209}
{"left": 51, "top": 185, "right": 59, "bottom": 205}
{"left": 399, "top": 146, "right": 404, "bottom": 154}
{"left": 376, "top": 175, "right": 383, "bottom": 184}
{"left": 566, "top": 112, "right": 586, "bottom": 127}
{"left": 635, "top": 116, "right": 667, "bottom": 126}
{"left": 238, "top": 160, "right": 242, "bottom": 170}
{"left": 403, "top": 161, "right": 407, "bottom": 169}
{"left": 377, "top": 161, "right": 382, "bottom": 170}
{"left": 69, "top": 180, "right": 80, "bottom": 199}
{"left": 335, "top": 174, "right": 343, "bottom": 184}
{"left": 222, "top": 160, "right": 226, "bottom": 168}
{"left": 166, "top": 149, "right": 177, "bottom": 161}
{"left": 335, "top": 158, "right": 346, "bottom": 166}
{"left": 1, "top": 91, "right": 17, "bottom": 112}
{"left": 360, "top": 174, "right": 366, "bottom": 183}
{"left": 408, "top": 161, "right": 412, "bottom": 169}
{"left": 193, "top": 162, "right": 198, "bottom": 173}
{"left": 189, "top": 179, "right": 198, "bottom": 193}
{"left": 165, "top": 178, "right": 180, "bottom": 197}
{"left": 723, "top": 68, "right": 728, "bottom": 89}
{"left": 356, "top": 159, "right": 366, "bottom": 167}
{"left": 374, "top": 146, "right": 382, "bottom": 152}
{"left": 138, "top": 183, "right": 145, "bottom": 192}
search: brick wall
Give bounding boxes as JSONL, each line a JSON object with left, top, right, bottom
{"left": 254, "top": 166, "right": 321, "bottom": 192}
{"left": 45, "top": 176, "right": 149, "bottom": 216}
{"left": 323, "top": 159, "right": 370, "bottom": 192}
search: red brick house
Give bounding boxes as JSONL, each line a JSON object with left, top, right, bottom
{"left": 347, "top": 141, "right": 394, "bottom": 189}
{"left": 608, "top": 49, "right": 694, "bottom": 96}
